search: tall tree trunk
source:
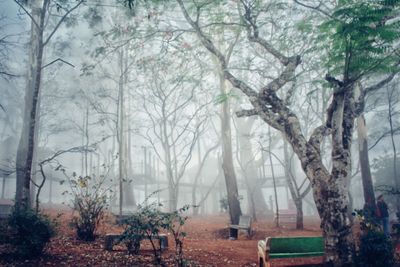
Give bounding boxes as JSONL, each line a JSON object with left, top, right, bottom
{"left": 283, "top": 140, "right": 304, "bottom": 229}
{"left": 387, "top": 86, "right": 400, "bottom": 212}
{"left": 16, "top": 0, "right": 48, "bottom": 208}
{"left": 268, "top": 127, "right": 279, "bottom": 227}
{"left": 236, "top": 117, "right": 268, "bottom": 219}
{"left": 219, "top": 73, "right": 241, "bottom": 224}
{"left": 117, "top": 49, "right": 124, "bottom": 215}
{"left": 357, "top": 115, "right": 376, "bottom": 211}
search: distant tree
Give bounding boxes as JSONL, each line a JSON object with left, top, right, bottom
{"left": 137, "top": 52, "right": 212, "bottom": 211}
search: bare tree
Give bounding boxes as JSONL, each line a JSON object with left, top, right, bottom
{"left": 137, "top": 54, "right": 212, "bottom": 211}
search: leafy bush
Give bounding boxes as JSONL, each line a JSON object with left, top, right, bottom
{"left": 119, "top": 203, "right": 165, "bottom": 261}
{"left": 119, "top": 202, "right": 190, "bottom": 266}
{"left": 2, "top": 207, "right": 55, "bottom": 258}
{"left": 353, "top": 208, "right": 381, "bottom": 232}
{"left": 353, "top": 209, "right": 394, "bottom": 267}
{"left": 161, "top": 205, "right": 189, "bottom": 267}
{"left": 357, "top": 229, "right": 394, "bottom": 267}
{"left": 63, "top": 173, "right": 111, "bottom": 241}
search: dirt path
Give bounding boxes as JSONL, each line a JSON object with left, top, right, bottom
{"left": 0, "top": 210, "right": 325, "bottom": 266}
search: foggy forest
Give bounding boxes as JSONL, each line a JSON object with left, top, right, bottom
{"left": 0, "top": 0, "right": 400, "bottom": 266}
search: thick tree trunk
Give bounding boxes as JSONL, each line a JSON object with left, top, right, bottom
{"left": 295, "top": 199, "right": 303, "bottom": 230}
{"left": 16, "top": 0, "right": 47, "bottom": 208}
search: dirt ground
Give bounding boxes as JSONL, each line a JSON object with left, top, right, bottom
{"left": 0, "top": 207, "right": 345, "bottom": 266}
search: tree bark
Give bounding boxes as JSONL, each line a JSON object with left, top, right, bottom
{"left": 16, "top": 0, "right": 48, "bottom": 208}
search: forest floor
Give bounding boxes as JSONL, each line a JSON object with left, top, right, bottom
{"left": 0, "top": 206, "right": 393, "bottom": 266}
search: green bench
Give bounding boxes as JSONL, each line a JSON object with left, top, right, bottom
{"left": 258, "top": 236, "right": 324, "bottom": 267}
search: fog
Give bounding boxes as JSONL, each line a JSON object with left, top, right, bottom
{"left": 0, "top": 0, "right": 399, "bottom": 224}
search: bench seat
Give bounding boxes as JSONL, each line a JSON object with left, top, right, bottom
{"left": 258, "top": 236, "right": 324, "bottom": 267}
{"left": 270, "top": 251, "right": 324, "bottom": 258}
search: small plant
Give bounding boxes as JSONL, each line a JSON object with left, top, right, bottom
{"left": 119, "top": 199, "right": 190, "bottom": 266}
{"left": 119, "top": 203, "right": 165, "bottom": 262}
{"left": 1, "top": 206, "right": 55, "bottom": 258}
{"left": 353, "top": 208, "right": 381, "bottom": 232}
{"left": 220, "top": 195, "right": 243, "bottom": 213}
{"left": 219, "top": 196, "right": 229, "bottom": 212}
{"left": 62, "top": 173, "right": 111, "bottom": 241}
{"left": 161, "top": 205, "right": 190, "bottom": 267}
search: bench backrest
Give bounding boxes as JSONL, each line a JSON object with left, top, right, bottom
{"left": 270, "top": 236, "right": 324, "bottom": 253}
{"left": 238, "top": 215, "right": 252, "bottom": 227}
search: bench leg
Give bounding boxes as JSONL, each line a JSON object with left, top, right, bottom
{"left": 159, "top": 236, "right": 168, "bottom": 250}
{"left": 229, "top": 228, "right": 238, "bottom": 239}
{"left": 104, "top": 236, "right": 115, "bottom": 251}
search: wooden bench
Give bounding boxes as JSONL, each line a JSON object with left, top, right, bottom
{"left": 229, "top": 215, "right": 252, "bottom": 239}
{"left": 258, "top": 236, "right": 324, "bottom": 267}
{"left": 104, "top": 233, "right": 168, "bottom": 252}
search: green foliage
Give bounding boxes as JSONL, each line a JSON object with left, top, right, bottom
{"left": 213, "top": 92, "right": 239, "bottom": 105}
{"left": 119, "top": 203, "right": 165, "bottom": 258}
{"left": 0, "top": 207, "right": 56, "bottom": 258}
{"left": 162, "top": 205, "right": 190, "bottom": 267}
{"left": 353, "top": 207, "right": 395, "bottom": 266}
{"left": 372, "top": 156, "right": 400, "bottom": 209}
{"left": 62, "top": 173, "right": 111, "bottom": 241}
{"left": 319, "top": 0, "right": 400, "bottom": 79}
{"left": 353, "top": 208, "right": 381, "bottom": 232}
{"left": 219, "top": 196, "right": 229, "bottom": 212}
{"left": 119, "top": 202, "right": 190, "bottom": 266}
{"left": 356, "top": 229, "right": 394, "bottom": 267}
{"left": 220, "top": 195, "right": 243, "bottom": 212}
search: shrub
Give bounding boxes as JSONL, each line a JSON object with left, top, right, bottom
{"left": 63, "top": 173, "right": 110, "bottom": 241}
{"left": 357, "top": 229, "right": 394, "bottom": 267}
{"left": 353, "top": 209, "right": 394, "bottom": 267}
{"left": 119, "top": 202, "right": 190, "bottom": 266}
{"left": 119, "top": 203, "right": 165, "bottom": 262}
{"left": 161, "top": 205, "right": 189, "bottom": 267}
{"left": 3, "top": 206, "right": 55, "bottom": 258}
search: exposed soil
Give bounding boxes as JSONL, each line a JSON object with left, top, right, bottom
{"left": 0, "top": 207, "right": 370, "bottom": 266}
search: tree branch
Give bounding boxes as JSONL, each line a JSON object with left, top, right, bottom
{"left": 41, "top": 58, "right": 75, "bottom": 69}
{"left": 293, "top": 0, "right": 333, "bottom": 18}
{"left": 43, "top": 0, "right": 84, "bottom": 46}
{"left": 14, "top": 0, "right": 39, "bottom": 29}
{"left": 236, "top": 109, "right": 258, "bottom": 117}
